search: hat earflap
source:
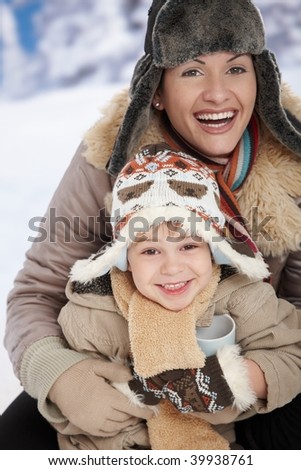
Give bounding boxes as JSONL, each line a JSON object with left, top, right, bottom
{"left": 210, "top": 238, "right": 269, "bottom": 281}
{"left": 254, "top": 50, "right": 301, "bottom": 157}
{"left": 69, "top": 239, "right": 128, "bottom": 284}
{"left": 106, "top": 55, "right": 163, "bottom": 177}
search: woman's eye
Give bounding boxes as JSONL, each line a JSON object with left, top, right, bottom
{"left": 182, "top": 69, "right": 202, "bottom": 77}
{"left": 227, "top": 66, "right": 246, "bottom": 75}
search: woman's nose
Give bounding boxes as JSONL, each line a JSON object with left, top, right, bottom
{"left": 201, "top": 76, "right": 230, "bottom": 104}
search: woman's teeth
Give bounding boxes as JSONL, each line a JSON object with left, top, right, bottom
{"left": 196, "top": 111, "right": 235, "bottom": 127}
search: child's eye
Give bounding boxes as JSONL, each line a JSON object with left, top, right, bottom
{"left": 142, "top": 248, "right": 159, "bottom": 255}
{"left": 182, "top": 244, "right": 197, "bottom": 251}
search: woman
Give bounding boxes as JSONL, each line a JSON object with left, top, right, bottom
{"left": 1, "top": 0, "right": 301, "bottom": 449}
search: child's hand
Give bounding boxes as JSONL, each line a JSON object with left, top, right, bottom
{"left": 161, "top": 360, "right": 234, "bottom": 412}
{"left": 129, "top": 345, "right": 257, "bottom": 413}
{"left": 129, "top": 359, "right": 233, "bottom": 413}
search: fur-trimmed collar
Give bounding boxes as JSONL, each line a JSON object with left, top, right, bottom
{"left": 83, "top": 83, "right": 301, "bottom": 258}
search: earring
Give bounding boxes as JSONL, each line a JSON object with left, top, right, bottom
{"left": 154, "top": 102, "right": 160, "bottom": 108}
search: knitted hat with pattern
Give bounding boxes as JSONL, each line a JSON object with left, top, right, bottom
{"left": 71, "top": 145, "right": 269, "bottom": 283}
{"left": 106, "top": 0, "right": 301, "bottom": 177}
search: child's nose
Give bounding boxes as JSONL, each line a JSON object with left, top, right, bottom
{"left": 160, "top": 254, "right": 184, "bottom": 275}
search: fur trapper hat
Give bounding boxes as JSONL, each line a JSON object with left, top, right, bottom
{"left": 106, "top": 0, "right": 301, "bottom": 177}
{"left": 71, "top": 145, "right": 269, "bottom": 283}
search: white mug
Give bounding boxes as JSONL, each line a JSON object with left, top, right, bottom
{"left": 196, "top": 314, "right": 236, "bottom": 357}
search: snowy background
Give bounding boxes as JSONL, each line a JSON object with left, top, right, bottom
{"left": 1, "top": 0, "right": 301, "bottom": 414}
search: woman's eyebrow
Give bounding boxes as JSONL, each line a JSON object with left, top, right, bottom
{"left": 227, "top": 53, "right": 248, "bottom": 62}
{"left": 193, "top": 53, "right": 247, "bottom": 66}
{"left": 194, "top": 58, "right": 206, "bottom": 65}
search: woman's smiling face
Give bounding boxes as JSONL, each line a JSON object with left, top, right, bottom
{"left": 154, "top": 51, "right": 257, "bottom": 158}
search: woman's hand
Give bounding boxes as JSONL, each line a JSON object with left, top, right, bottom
{"left": 49, "top": 358, "right": 154, "bottom": 437}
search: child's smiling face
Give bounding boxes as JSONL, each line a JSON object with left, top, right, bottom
{"left": 127, "top": 222, "right": 213, "bottom": 311}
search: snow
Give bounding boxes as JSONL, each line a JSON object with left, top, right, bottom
{"left": 1, "top": 0, "right": 148, "bottom": 98}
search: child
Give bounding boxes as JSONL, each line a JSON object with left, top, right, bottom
{"left": 54, "top": 145, "right": 301, "bottom": 450}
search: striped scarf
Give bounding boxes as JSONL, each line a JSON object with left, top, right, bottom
{"left": 162, "top": 112, "right": 260, "bottom": 254}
